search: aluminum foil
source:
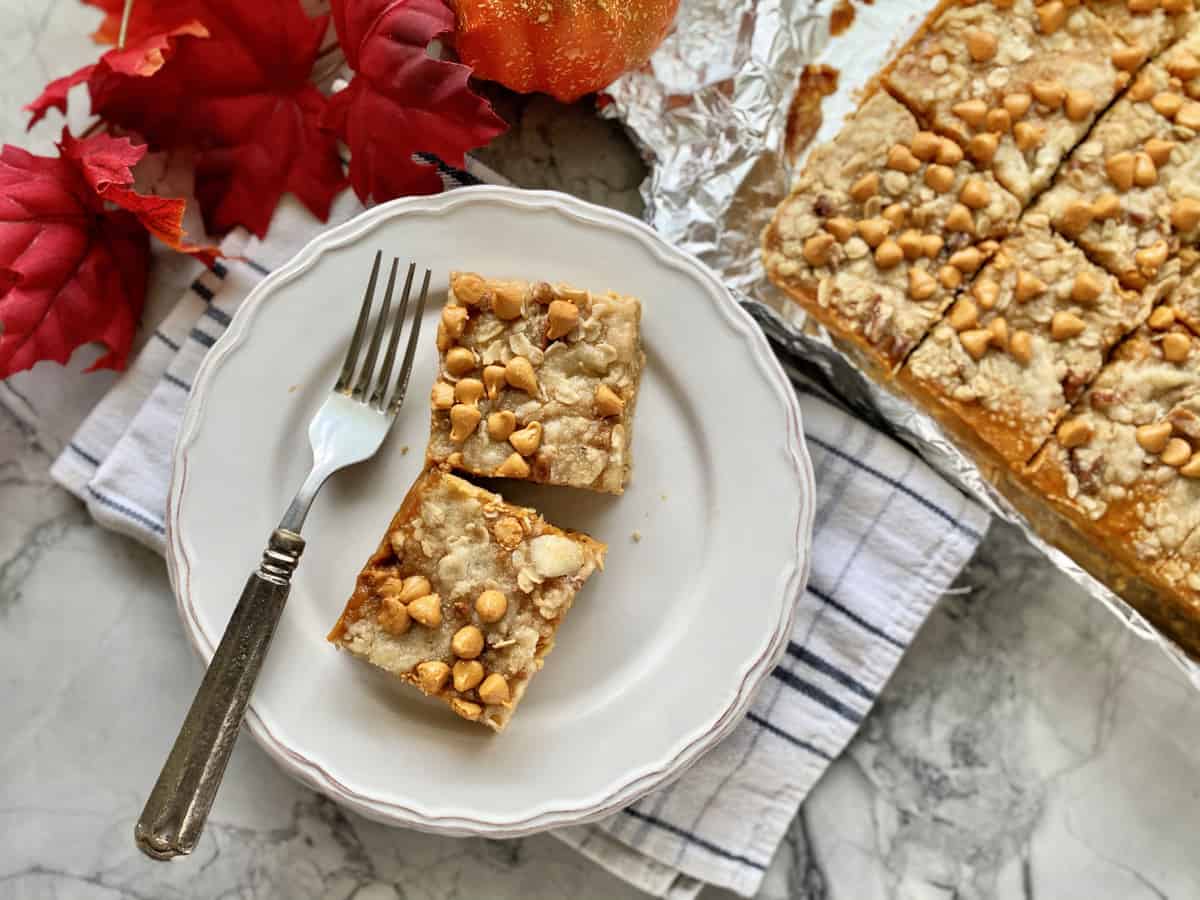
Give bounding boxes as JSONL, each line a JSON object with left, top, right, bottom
{"left": 604, "top": 0, "right": 1200, "bottom": 686}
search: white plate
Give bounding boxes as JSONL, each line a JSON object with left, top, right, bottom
{"left": 168, "top": 186, "right": 814, "bottom": 836}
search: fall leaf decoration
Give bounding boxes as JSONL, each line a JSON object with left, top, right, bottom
{"left": 5, "top": 0, "right": 508, "bottom": 378}
{"left": 324, "top": 0, "right": 506, "bottom": 203}
{"left": 0, "top": 131, "right": 157, "bottom": 377}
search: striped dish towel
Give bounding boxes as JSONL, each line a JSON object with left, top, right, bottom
{"left": 2, "top": 172, "right": 989, "bottom": 898}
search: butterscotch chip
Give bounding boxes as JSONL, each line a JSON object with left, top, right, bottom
{"left": 449, "top": 404, "right": 482, "bottom": 443}
{"left": 989, "top": 316, "right": 1010, "bottom": 349}
{"left": 1004, "top": 92, "right": 1032, "bottom": 120}
{"left": 898, "top": 230, "right": 925, "bottom": 259}
{"left": 482, "top": 364, "right": 506, "bottom": 402}
{"left": 1135, "top": 240, "right": 1169, "bottom": 274}
{"left": 509, "top": 422, "right": 543, "bottom": 456}
{"left": 960, "top": 178, "right": 991, "bottom": 209}
{"left": 1152, "top": 91, "right": 1185, "bottom": 117}
{"left": 887, "top": 144, "right": 922, "bottom": 174}
{"left": 803, "top": 233, "right": 837, "bottom": 266}
{"left": 1137, "top": 421, "right": 1174, "bottom": 453}
{"left": 1015, "top": 269, "right": 1047, "bottom": 302}
{"left": 546, "top": 299, "right": 580, "bottom": 339}
{"left": 1106, "top": 152, "right": 1136, "bottom": 191}
{"left": 909, "top": 267, "right": 938, "bottom": 300}
{"left": 492, "top": 283, "right": 525, "bottom": 320}
{"left": 595, "top": 384, "right": 625, "bottom": 417}
{"left": 1148, "top": 306, "right": 1176, "bottom": 330}
{"left": 1051, "top": 311, "right": 1087, "bottom": 340}
{"left": 1172, "top": 198, "right": 1200, "bottom": 231}
{"left": 504, "top": 356, "right": 538, "bottom": 394}
{"left": 1037, "top": 1, "right": 1067, "bottom": 33}
{"left": 1168, "top": 51, "right": 1200, "bottom": 80}
{"left": 445, "top": 346, "right": 477, "bottom": 376}
{"left": 1162, "top": 437, "right": 1193, "bottom": 467}
{"left": 826, "top": 216, "right": 856, "bottom": 242}
{"left": 1176, "top": 101, "right": 1200, "bottom": 130}
{"left": 953, "top": 98, "right": 989, "bottom": 128}
{"left": 949, "top": 246, "right": 984, "bottom": 273}
{"left": 882, "top": 203, "right": 909, "bottom": 227}
{"left": 1013, "top": 122, "right": 1044, "bottom": 151}
{"left": 455, "top": 378, "right": 484, "bottom": 405}
{"left": 1060, "top": 200, "right": 1095, "bottom": 235}
{"left": 911, "top": 130, "right": 943, "bottom": 160}
{"left": 945, "top": 204, "right": 975, "bottom": 233}
{"left": 959, "top": 329, "right": 992, "bottom": 360}
{"left": 1032, "top": 79, "right": 1066, "bottom": 108}
{"left": 451, "top": 272, "right": 488, "bottom": 306}
{"left": 1057, "top": 418, "right": 1094, "bottom": 448}
{"left": 989, "top": 106, "right": 1014, "bottom": 133}
{"left": 1112, "top": 45, "right": 1146, "bottom": 72}
{"left": 1162, "top": 331, "right": 1192, "bottom": 361}
{"left": 442, "top": 305, "right": 469, "bottom": 340}
{"left": 849, "top": 172, "right": 879, "bottom": 201}
{"left": 1133, "top": 152, "right": 1158, "bottom": 187}
{"left": 875, "top": 240, "right": 904, "bottom": 269}
{"left": 487, "top": 410, "right": 516, "bottom": 441}
{"left": 1072, "top": 272, "right": 1105, "bottom": 304}
{"left": 921, "top": 234, "right": 945, "bottom": 258}
{"left": 416, "top": 661, "right": 451, "bottom": 694}
{"left": 1092, "top": 193, "right": 1122, "bottom": 220}
{"left": 966, "top": 27, "right": 998, "bottom": 61}
{"left": 969, "top": 132, "right": 999, "bottom": 165}
{"left": 857, "top": 217, "right": 891, "bottom": 247}
{"left": 450, "top": 699, "right": 483, "bottom": 721}
{"left": 327, "top": 469, "right": 605, "bottom": 731}
{"left": 939, "top": 265, "right": 963, "bottom": 289}
{"left": 495, "top": 452, "right": 531, "bottom": 478}
{"left": 1010, "top": 329, "right": 1033, "bottom": 364}
{"left": 947, "top": 298, "right": 979, "bottom": 331}
{"left": 924, "top": 164, "right": 956, "bottom": 193}
{"left": 936, "top": 139, "right": 964, "bottom": 165}
{"left": 477, "top": 674, "right": 511, "bottom": 706}
{"left": 973, "top": 278, "right": 1000, "bottom": 309}
{"left": 492, "top": 516, "right": 524, "bottom": 549}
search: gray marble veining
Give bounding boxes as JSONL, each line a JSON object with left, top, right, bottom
{"left": 4, "top": 1, "right": 1200, "bottom": 898}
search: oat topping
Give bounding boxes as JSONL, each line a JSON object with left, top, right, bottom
{"left": 427, "top": 272, "right": 644, "bottom": 495}
{"left": 328, "top": 468, "right": 605, "bottom": 731}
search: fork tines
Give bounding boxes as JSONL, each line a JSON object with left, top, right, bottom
{"left": 335, "top": 250, "right": 432, "bottom": 413}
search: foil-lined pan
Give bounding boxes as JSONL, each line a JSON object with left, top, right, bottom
{"left": 605, "top": 0, "right": 1200, "bottom": 685}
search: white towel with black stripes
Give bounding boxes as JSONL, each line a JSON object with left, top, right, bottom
{"left": 3, "top": 175, "right": 989, "bottom": 898}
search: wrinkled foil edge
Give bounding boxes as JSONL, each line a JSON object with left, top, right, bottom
{"left": 605, "top": 0, "right": 1200, "bottom": 687}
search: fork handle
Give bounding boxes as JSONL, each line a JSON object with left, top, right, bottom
{"left": 135, "top": 529, "right": 305, "bottom": 860}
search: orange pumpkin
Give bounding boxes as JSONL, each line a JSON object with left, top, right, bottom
{"left": 452, "top": 0, "right": 680, "bottom": 103}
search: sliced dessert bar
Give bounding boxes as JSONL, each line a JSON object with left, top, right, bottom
{"left": 763, "top": 90, "right": 1020, "bottom": 375}
{"left": 884, "top": 0, "right": 1130, "bottom": 203}
{"left": 1035, "top": 33, "right": 1200, "bottom": 287}
{"left": 900, "top": 219, "right": 1149, "bottom": 471}
{"left": 328, "top": 468, "right": 606, "bottom": 731}
{"left": 427, "top": 272, "right": 643, "bottom": 495}
{"left": 1020, "top": 324, "right": 1200, "bottom": 643}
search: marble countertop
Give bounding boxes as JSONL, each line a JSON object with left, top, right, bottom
{"left": 5, "top": 3, "right": 1200, "bottom": 899}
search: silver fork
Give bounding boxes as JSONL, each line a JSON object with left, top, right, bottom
{"left": 135, "top": 251, "right": 431, "bottom": 861}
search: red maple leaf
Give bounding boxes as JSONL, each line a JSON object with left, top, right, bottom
{"left": 79, "top": 0, "right": 346, "bottom": 238}
{"left": 324, "top": 0, "right": 506, "bottom": 203}
{"left": 0, "top": 131, "right": 156, "bottom": 377}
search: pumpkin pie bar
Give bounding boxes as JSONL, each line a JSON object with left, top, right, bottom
{"left": 1017, "top": 323, "right": 1200, "bottom": 647}
{"left": 1035, "top": 33, "right": 1200, "bottom": 288}
{"left": 763, "top": 90, "right": 1020, "bottom": 375}
{"left": 883, "top": 0, "right": 1130, "bottom": 203}
{"left": 426, "top": 272, "right": 643, "bottom": 495}
{"left": 328, "top": 467, "right": 605, "bottom": 731}
{"left": 900, "top": 219, "right": 1150, "bottom": 472}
